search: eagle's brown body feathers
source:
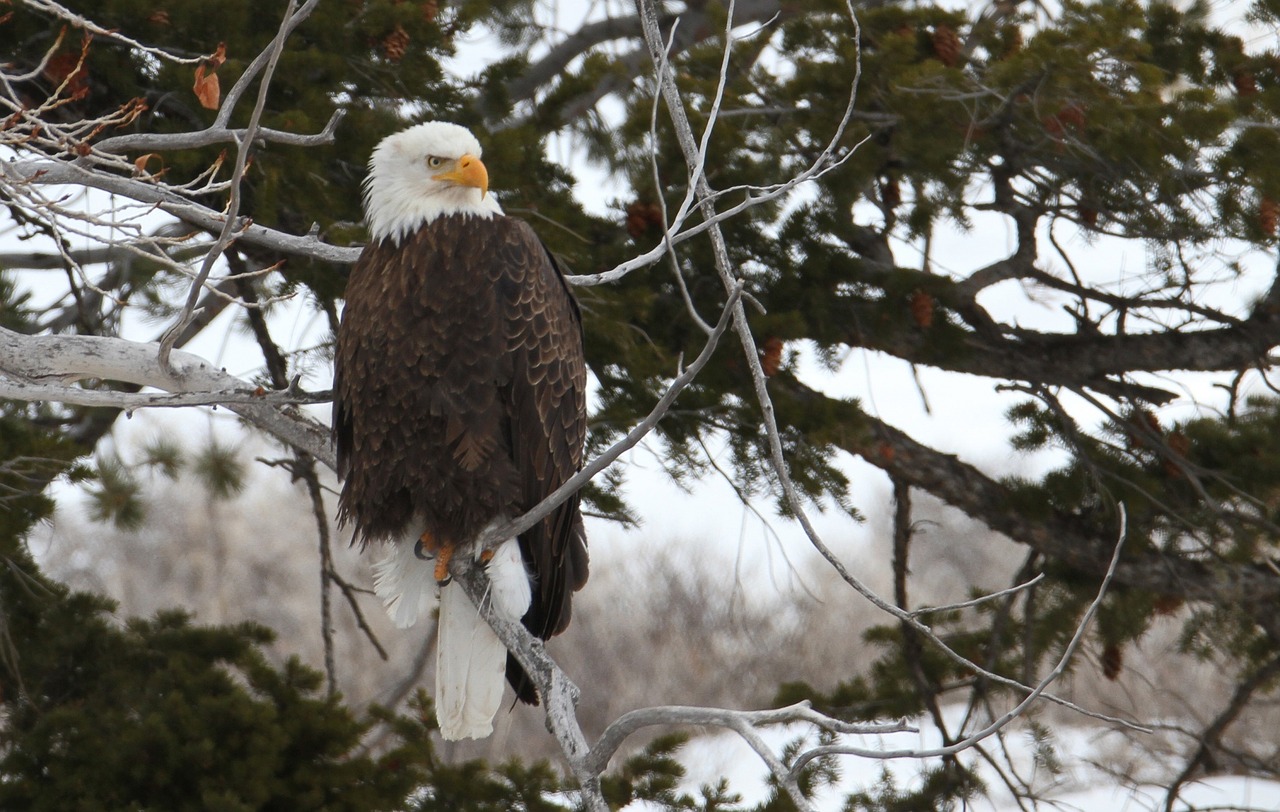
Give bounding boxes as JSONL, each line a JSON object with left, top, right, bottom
{"left": 334, "top": 213, "right": 588, "bottom": 703}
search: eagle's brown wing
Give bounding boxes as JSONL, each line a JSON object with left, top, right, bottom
{"left": 494, "top": 218, "right": 589, "bottom": 703}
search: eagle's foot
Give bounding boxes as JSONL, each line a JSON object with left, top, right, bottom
{"left": 433, "top": 544, "right": 455, "bottom": 586}
{"left": 479, "top": 548, "right": 495, "bottom": 564}
{"left": 412, "top": 539, "right": 434, "bottom": 560}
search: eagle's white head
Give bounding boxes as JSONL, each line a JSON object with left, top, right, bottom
{"left": 363, "top": 121, "right": 504, "bottom": 245}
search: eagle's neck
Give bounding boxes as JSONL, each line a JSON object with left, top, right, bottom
{"left": 364, "top": 181, "right": 503, "bottom": 246}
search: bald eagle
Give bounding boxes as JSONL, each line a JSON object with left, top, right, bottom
{"left": 333, "top": 122, "right": 589, "bottom": 741}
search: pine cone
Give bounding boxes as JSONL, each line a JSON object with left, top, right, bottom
{"left": 1152, "top": 594, "right": 1184, "bottom": 616}
{"left": 1163, "top": 431, "right": 1191, "bottom": 478}
{"left": 381, "top": 24, "right": 410, "bottom": 63}
{"left": 760, "top": 337, "right": 784, "bottom": 377}
{"left": 1260, "top": 196, "right": 1278, "bottom": 237}
{"left": 1125, "top": 409, "right": 1161, "bottom": 450}
{"left": 908, "top": 289, "right": 934, "bottom": 329}
{"left": 1233, "top": 69, "right": 1258, "bottom": 97}
{"left": 624, "top": 201, "right": 663, "bottom": 239}
{"left": 932, "top": 25, "right": 962, "bottom": 68}
{"left": 1000, "top": 25, "right": 1022, "bottom": 58}
{"left": 1101, "top": 643, "right": 1123, "bottom": 681}
{"left": 879, "top": 175, "right": 901, "bottom": 209}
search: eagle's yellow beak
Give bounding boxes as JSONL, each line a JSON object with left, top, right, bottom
{"left": 433, "top": 153, "right": 489, "bottom": 199}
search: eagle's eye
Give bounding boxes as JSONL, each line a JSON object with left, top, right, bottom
{"left": 426, "top": 156, "right": 447, "bottom": 169}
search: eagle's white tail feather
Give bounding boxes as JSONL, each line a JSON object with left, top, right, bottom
{"left": 372, "top": 541, "right": 438, "bottom": 629}
{"left": 435, "top": 538, "right": 531, "bottom": 741}
{"left": 436, "top": 581, "right": 506, "bottom": 740}
{"left": 488, "top": 537, "right": 532, "bottom": 619}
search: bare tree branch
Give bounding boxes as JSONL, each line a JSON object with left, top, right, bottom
{"left": 158, "top": 0, "right": 308, "bottom": 370}
{"left": 0, "top": 327, "right": 333, "bottom": 468}
{"left": 788, "top": 506, "right": 1128, "bottom": 773}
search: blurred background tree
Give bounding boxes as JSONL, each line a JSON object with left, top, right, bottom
{"left": 3, "top": 0, "right": 1280, "bottom": 808}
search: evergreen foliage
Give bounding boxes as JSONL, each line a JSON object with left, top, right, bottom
{"left": 5, "top": 0, "right": 1280, "bottom": 807}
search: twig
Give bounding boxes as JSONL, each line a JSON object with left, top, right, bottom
{"left": 0, "top": 377, "right": 329, "bottom": 410}
{"left": 906, "top": 574, "right": 1047, "bottom": 617}
{"left": 1162, "top": 651, "right": 1280, "bottom": 812}
{"left": 328, "top": 566, "right": 389, "bottom": 662}
{"left": 21, "top": 0, "right": 209, "bottom": 65}
{"left": 158, "top": 0, "right": 306, "bottom": 370}
{"left": 93, "top": 110, "right": 345, "bottom": 155}
{"left": 1, "top": 159, "right": 360, "bottom": 264}
{"left": 296, "top": 451, "right": 339, "bottom": 696}
{"left": 638, "top": 0, "right": 1149, "bottom": 766}
{"left": 787, "top": 505, "right": 1130, "bottom": 774}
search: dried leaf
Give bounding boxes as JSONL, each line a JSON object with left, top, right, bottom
{"left": 1163, "top": 431, "right": 1191, "bottom": 478}
{"left": 193, "top": 43, "right": 226, "bottom": 110}
{"left": 193, "top": 65, "right": 220, "bottom": 110}
{"left": 133, "top": 153, "right": 161, "bottom": 175}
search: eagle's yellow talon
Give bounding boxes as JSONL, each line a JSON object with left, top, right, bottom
{"left": 434, "top": 545, "right": 455, "bottom": 585}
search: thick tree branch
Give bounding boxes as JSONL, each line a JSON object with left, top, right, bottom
{"left": 772, "top": 375, "right": 1280, "bottom": 638}
{"left": 0, "top": 327, "right": 333, "bottom": 468}
{"left": 586, "top": 702, "right": 913, "bottom": 776}
{"left": 841, "top": 258, "right": 1280, "bottom": 397}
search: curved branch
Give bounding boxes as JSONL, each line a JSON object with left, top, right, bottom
{"left": 479, "top": 281, "right": 743, "bottom": 547}
{"left": 494, "top": 0, "right": 796, "bottom": 131}
{"left": 772, "top": 375, "right": 1280, "bottom": 637}
{"left": 93, "top": 109, "right": 344, "bottom": 155}
{"left": 0, "top": 327, "right": 333, "bottom": 468}
{"left": 586, "top": 701, "right": 913, "bottom": 775}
